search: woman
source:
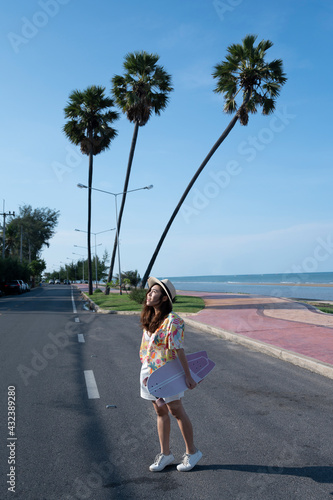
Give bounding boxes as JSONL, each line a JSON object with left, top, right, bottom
{"left": 139, "top": 276, "right": 202, "bottom": 472}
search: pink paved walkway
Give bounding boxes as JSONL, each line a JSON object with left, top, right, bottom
{"left": 183, "top": 292, "right": 333, "bottom": 367}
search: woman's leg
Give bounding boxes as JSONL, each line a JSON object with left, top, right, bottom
{"left": 152, "top": 401, "right": 171, "bottom": 455}
{"left": 167, "top": 400, "right": 196, "bottom": 455}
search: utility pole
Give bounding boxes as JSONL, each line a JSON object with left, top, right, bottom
{"left": 20, "top": 226, "right": 23, "bottom": 262}
{"left": 0, "top": 200, "right": 15, "bottom": 259}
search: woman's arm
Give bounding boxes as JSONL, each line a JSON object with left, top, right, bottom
{"left": 176, "top": 348, "right": 197, "bottom": 390}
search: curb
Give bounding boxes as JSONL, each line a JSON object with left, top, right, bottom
{"left": 183, "top": 317, "right": 333, "bottom": 381}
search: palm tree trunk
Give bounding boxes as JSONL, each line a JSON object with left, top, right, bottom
{"left": 141, "top": 112, "right": 242, "bottom": 289}
{"left": 105, "top": 121, "right": 140, "bottom": 291}
{"left": 87, "top": 148, "right": 93, "bottom": 296}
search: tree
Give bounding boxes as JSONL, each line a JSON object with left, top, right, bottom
{"left": 122, "top": 269, "right": 141, "bottom": 287}
{"left": 141, "top": 35, "right": 287, "bottom": 287}
{"left": 0, "top": 257, "right": 30, "bottom": 284}
{"left": 63, "top": 85, "right": 119, "bottom": 295}
{"left": 6, "top": 205, "right": 59, "bottom": 261}
{"left": 29, "top": 259, "right": 46, "bottom": 282}
{"left": 106, "top": 51, "right": 173, "bottom": 290}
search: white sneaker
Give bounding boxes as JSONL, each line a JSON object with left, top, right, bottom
{"left": 177, "top": 450, "right": 202, "bottom": 472}
{"left": 149, "top": 453, "right": 175, "bottom": 472}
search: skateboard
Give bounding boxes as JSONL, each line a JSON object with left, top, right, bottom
{"left": 145, "top": 351, "right": 215, "bottom": 405}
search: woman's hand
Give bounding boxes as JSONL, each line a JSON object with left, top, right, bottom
{"left": 185, "top": 375, "right": 197, "bottom": 390}
{"left": 176, "top": 349, "right": 197, "bottom": 390}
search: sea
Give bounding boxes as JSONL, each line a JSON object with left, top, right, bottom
{"left": 168, "top": 272, "right": 333, "bottom": 302}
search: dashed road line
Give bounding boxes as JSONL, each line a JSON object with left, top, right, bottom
{"left": 78, "top": 334, "right": 85, "bottom": 343}
{"left": 71, "top": 286, "right": 77, "bottom": 314}
{"left": 84, "top": 370, "right": 100, "bottom": 399}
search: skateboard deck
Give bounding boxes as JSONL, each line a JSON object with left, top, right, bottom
{"left": 147, "top": 350, "right": 215, "bottom": 398}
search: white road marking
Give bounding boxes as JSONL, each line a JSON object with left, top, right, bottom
{"left": 71, "top": 286, "right": 77, "bottom": 314}
{"left": 84, "top": 370, "right": 100, "bottom": 399}
{"left": 75, "top": 317, "right": 80, "bottom": 323}
{"left": 78, "top": 334, "right": 85, "bottom": 343}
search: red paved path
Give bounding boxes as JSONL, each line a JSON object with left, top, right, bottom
{"left": 183, "top": 292, "right": 333, "bottom": 367}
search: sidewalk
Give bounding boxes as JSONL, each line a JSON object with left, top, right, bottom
{"left": 181, "top": 291, "right": 333, "bottom": 380}
{"left": 75, "top": 284, "right": 333, "bottom": 380}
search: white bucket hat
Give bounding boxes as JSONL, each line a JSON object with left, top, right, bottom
{"left": 147, "top": 277, "right": 176, "bottom": 307}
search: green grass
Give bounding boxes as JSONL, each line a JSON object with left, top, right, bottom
{"left": 173, "top": 295, "right": 205, "bottom": 313}
{"left": 301, "top": 301, "right": 333, "bottom": 315}
{"left": 312, "top": 304, "right": 333, "bottom": 315}
{"left": 318, "top": 307, "right": 333, "bottom": 314}
{"left": 87, "top": 292, "right": 205, "bottom": 313}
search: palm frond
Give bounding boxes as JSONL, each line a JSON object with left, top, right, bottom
{"left": 111, "top": 51, "right": 173, "bottom": 126}
{"left": 213, "top": 33, "right": 287, "bottom": 125}
{"left": 63, "top": 85, "right": 119, "bottom": 156}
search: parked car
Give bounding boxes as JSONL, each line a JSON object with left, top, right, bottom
{"left": 18, "top": 280, "right": 28, "bottom": 292}
{"left": 55, "top": 279, "right": 61, "bottom": 284}
{"left": 49, "top": 279, "right": 55, "bottom": 284}
{"left": 4, "top": 280, "right": 23, "bottom": 294}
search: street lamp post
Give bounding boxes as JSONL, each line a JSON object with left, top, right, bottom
{"left": 1, "top": 201, "right": 15, "bottom": 259}
{"left": 75, "top": 228, "right": 115, "bottom": 289}
{"left": 77, "top": 183, "right": 153, "bottom": 294}
{"left": 74, "top": 244, "right": 102, "bottom": 288}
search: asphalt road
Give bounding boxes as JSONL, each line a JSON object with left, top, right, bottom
{"left": 0, "top": 285, "right": 333, "bottom": 499}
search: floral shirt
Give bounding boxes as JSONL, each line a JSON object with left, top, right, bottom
{"left": 139, "top": 312, "right": 185, "bottom": 374}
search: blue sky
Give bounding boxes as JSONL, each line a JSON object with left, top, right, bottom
{"left": 1, "top": 0, "right": 333, "bottom": 279}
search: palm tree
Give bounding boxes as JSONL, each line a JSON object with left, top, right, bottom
{"left": 141, "top": 34, "right": 287, "bottom": 288}
{"left": 106, "top": 51, "right": 173, "bottom": 289}
{"left": 63, "top": 85, "right": 119, "bottom": 295}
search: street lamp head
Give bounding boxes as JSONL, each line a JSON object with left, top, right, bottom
{"left": 77, "top": 183, "right": 88, "bottom": 189}
{"left": 145, "top": 185, "right": 153, "bottom": 190}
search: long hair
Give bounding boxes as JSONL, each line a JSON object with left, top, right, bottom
{"left": 140, "top": 284, "right": 172, "bottom": 333}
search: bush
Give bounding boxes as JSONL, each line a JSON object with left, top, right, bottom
{"left": 0, "top": 257, "right": 30, "bottom": 282}
{"left": 129, "top": 288, "right": 147, "bottom": 304}
{"left": 93, "top": 288, "right": 103, "bottom": 294}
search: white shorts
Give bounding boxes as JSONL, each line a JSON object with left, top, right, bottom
{"left": 140, "top": 363, "right": 184, "bottom": 403}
